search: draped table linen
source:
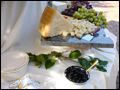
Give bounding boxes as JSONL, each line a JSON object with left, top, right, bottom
{"left": 1, "top": 1, "right": 119, "bottom": 89}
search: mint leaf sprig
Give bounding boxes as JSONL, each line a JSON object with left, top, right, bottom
{"left": 27, "top": 50, "right": 108, "bottom": 72}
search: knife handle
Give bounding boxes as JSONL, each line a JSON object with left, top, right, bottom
{"left": 91, "top": 27, "right": 101, "bottom": 35}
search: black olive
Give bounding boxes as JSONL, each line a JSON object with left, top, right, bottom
{"left": 64, "top": 66, "right": 90, "bottom": 83}
{"left": 76, "top": 80, "right": 80, "bottom": 83}
{"left": 70, "top": 72, "right": 74, "bottom": 75}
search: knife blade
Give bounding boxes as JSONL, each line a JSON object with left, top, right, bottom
{"left": 82, "top": 27, "right": 101, "bottom": 41}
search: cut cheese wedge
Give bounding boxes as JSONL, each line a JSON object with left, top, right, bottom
{"left": 52, "top": 1, "right": 67, "bottom": 14}
{"left": 39, "top": 5, "right": 73, "bottom": 38}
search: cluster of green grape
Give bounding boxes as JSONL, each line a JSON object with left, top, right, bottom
{"left": 73, "top": 6, "right": 108, "bottom": 28}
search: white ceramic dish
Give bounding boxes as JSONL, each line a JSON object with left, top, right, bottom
{"left": 1, "top": 51, "right": 29, "bottom": 82}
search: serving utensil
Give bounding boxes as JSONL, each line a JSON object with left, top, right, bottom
{"left": 82, "top": 27, "right": 101, "bottom": 41}
{"left": 86, "top": 59, "right": 99, "bottom": 71}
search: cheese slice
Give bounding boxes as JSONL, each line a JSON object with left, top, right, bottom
{"left": 50, "top": 1, "right": 72, "bottom": 7}
{"left": 52, "top": 1, "right": 67, "bottom": 14}
{"left": 39, "top": 5, "right": 73, "bottom": 38}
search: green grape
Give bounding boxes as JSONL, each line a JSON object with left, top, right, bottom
{"left": 104, "top": 18, "right": 107, "bottom": 21}
{"left": 81, "top": 9, "right": 84, "bottom": 13}
{"left": 90, "top": 13, "right": 94, "bottom": 17}
{"left": 76, "top": 15, "right": 78, "bottom": 19}
{"left": 79, "top": 15, "right": 82, "bottom": 19}
{"left": 75, "top": 12, "right": 80, "bottom": 19}
{"left": 92, "top": 9, "right": 95, "bottom": 13}
{"left": 98, "top": 19, "right": 102, "bottom": 23}
{"left": 74, "top": 11, "right": 78, "bottom": 15}
{"left": 84, "top": 13, "right": 87, "bottom": 16}
{"left": 84, "top": 19, "right": 87, "bottom": 20}
{"left": 104, "top": 22, "right": 108, "bottom": 25}
{"left": 89, "top": 18, "right": 93, "bottom": 22}
{"left": 94, "top": 11, "right": 98, "bottom": 15}
{"left": 88, "top": 10, "right": 92, "bottom": 13}
{"left": 94, "top": 18, "right": 98, "bottom": 22}
{"left": 102, "top": 17, "right": 107, "bottom": 21}
{"left": 102, "top": 16, "right": 105, "bottom": 18}
{"left": 86, "top": 9, "right": 88, "bottom": 13}
{"left": 78, "top": 8, "right": 81, "bottom": 12}
{"left": 83, "top": 16, "right": 86, "bottom": 19}
{"left": 101, "top": 17, "right": 106, "bottom": 21}
{"left": 94, "top": 22, "right": 97, "bottom": 25}
{"left": 82, "top": 8, "right": 85, "bottom": 11}
{"left": 82, "top": 6, "right": 85, "bottom": 9}
{"left": 88, "top": 18, "right": 91, "bottom": 21}
{"left": 97, "top": 16, "right": 101, "bottom": 19}
{"left": 99, "top": 11, "right": 103, "bottom": 15}
{"left": 86, "top": 12, "right": 90, "bottom": 16}
{"left": 88, "top": 18, "right": 93, "bottom": 22}
{"left": 103, "top": 21, "right": 106, "bottom": 24}
{"left": 81, "top": 16, "right": 84, "bottom": 19}
{"left": 84, "top": 8, "right": 87, "bottom": 12}
{"left": 105, "top": 25, "right": 108, "bottom": 28}
{"left": 80, "top": 13, "right": 84, "bottom": 16}
{"left": 100, "top": 21, "right": 103, "bottom": 24}
{"left": 77, "top": 12, "right": 80, "bottom": 15}
{"left": 96, "top": 22, "right": 100, "bottom": 26}
{"left": 76, "top": 15, "right": 80, "bottom": 19}
{"left": 93, "top": 16, "right": 97, "bottom": 20}
{"left": 99, "top": 22, "right": 102, "bottom": 26}
{"left": 73, "top": 12, "right": 78, "bottom": 18}
{"left": 73, "top": 14, "right": 76, "bottom": 17}
{"left": 99, "top": 15, "right": 103, "bottom": 19}
{"left": 80, "top": 15, "right": 83, "bottom": 19}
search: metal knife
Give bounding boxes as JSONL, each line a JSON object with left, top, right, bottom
{"left": 82, "top": 27, "right": 101, "bottom": 41}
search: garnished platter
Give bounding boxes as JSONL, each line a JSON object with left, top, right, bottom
{"left": 40, "top": 1, "right": 114, "bottom": 48}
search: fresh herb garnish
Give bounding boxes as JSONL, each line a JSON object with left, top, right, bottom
{"left": 27, "top": 50, "right": 108, "bottom": 72}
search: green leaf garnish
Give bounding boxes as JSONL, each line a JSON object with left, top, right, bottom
{"left": 27, "top": 50, "right": 108, "bottom": 72}
{"left": 45, "top": 59, "right": 56, "bottom": 69}
{"left": 95, "top": 65, "right": 107, "bottom": 72}
{"left": 98, "top": 61, "right": 108, "bottom": 67}
{"left": 42, "top": 54, "right": 49, "bottom": 60}
{"left": 27, "top": 53, "right": 36, "bottom": 62}
{"left": 78, "top": 58, "right": 91, "bottom": 70}
{"left": 35, "top": 61, "right": 42, "bottom": 66}
{"left": 69, "top": 50, "right": 81, "bottom": 59}
{"left": 89, "top": 56, "right": 108, "bottom": 67}
{"left": 49, "top": 51, "right": 62, "bottom": 58}
{"left": 36, "top": 54, "right": 46, "bottom": 63}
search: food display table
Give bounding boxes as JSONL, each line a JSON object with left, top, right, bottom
{"left": 1, "top": 1, "right": 119, "bottom": 89}
{"left": 1, "top": 44, "right": 119, "bottom": 89}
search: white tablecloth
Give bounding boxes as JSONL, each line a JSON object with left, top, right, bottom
{"left": 1, "top": 1, "right": 119, "bottom": 89}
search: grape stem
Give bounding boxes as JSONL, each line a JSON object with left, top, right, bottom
{"left": 59, "top": 56, "right": 79, "bottom": 64}
{"left": 61, "top": 50, "right": 70, "bottom": 54}
{"left": 61, "top": 55, "right": 79, "bottom": 60}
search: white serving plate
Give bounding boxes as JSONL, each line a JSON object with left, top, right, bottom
{"left": 1, "top": 51, "right": 29, "bottom": 82}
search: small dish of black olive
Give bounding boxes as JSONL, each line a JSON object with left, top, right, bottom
{"left": 64, "top": 60, "right": 98, "bottom": 83}
{"left": 64, "top": 66, "right": 90, "bottom": 83}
